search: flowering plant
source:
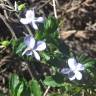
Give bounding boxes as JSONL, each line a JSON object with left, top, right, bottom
{"left": 2, "top": 3, "right": 95, "bottom": 96}
{"left": 61, "top": 58, "right": 85, "bottom": 80}
{"left": 20, "top": 9, "right": 44, "bottom": 30}
{"left": 22, "top": 35, "right": 46, "bottom": 61}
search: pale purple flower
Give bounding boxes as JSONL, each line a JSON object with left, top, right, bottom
{"left": 20, "top": 9, "right": 44, "bottom": 30}
{"left": 22, "top": 36, "right": 46, "bottom": 61}
{"left": 61, "top": 58, "right": 85, "bottom": 81}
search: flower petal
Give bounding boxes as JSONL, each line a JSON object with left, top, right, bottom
{"left": 69, "top": 76, "right": 76, "bottom": 81}
{"left": 75, "top": 71, "right": 82, "bottom": 80}
{"left": 68, "top": 58, "right": 77, "bottom": 71}
{"left": 35, "top": 17, "right": 44, "bottom": 23}
{"left": 25, "top": 50, "right": 33, "bottom": 56}
{"left": 76, "top": 63, "right": 85, "bottom": 71}
{"left": 68, "top": 71, "right": 76, "bottom": 81}
{"left": 33, "top": 50, "right": 40, "bottom": 61}
{"left": 20, "top": 18, "right": 32, "bottom": 24}
{"left": 31, "top": 22, "right": 38, "bottom": 30}
{"left": 35, "top": 41, "right": 46, "bottom": 51}
{"left": 22, "top": 48, "right": 27, "bottom": 56}
{"left": 61, "top": 68, "right": 71, "bottom": 74}
{"left": 25, "top": 10, "right": 35, "bottom": 20}
{"left": 22, "top": 48, "right": 32, "bottom": 56}
{"left": 24, "top": 36, "right": 35, "bottom": 48}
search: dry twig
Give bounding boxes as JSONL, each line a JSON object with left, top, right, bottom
{"left": 0, "top": 13, "right": 17, "bottom": 39}
{"left": 52, "top": 0, "right": 57, "bottom": 19}
{"left": 43, "top": 86, "right": 50, "bottom": 96}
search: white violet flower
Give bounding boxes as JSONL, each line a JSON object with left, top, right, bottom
{"left": 61, "top": 58, "right": 85, "bottom": 81}
{"left": 20, "top": 9, "right": 44, "bottom": 30}
{"left": 22, "top": 36, "right": 46, "bottom": 61}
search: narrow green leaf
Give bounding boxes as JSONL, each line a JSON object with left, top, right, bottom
{"left": 44, "top": 17, "right": 58, "bottom": 36}
{"left": 16, "top": 82, "right": 24, "bottom": 96}
{"left": 16, "top": 42, "right": 26, "bottom": 54}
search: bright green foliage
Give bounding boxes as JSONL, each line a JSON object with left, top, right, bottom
{"left": 11, "top": 38, "right": 26, "bottom": 55}
{"left": 18, "top": 3, "right": 26, "bottom": 11}
{"left": 35, "top": 17, "right": 59, "bottom": 44}
{"left": 29, "top": 79, "right": 42, "bottom": 96}
{"left": 9, "top": 74, "right": 30, "bottom": 96}
{"left": 9, "top": 74, "right": 42, "bottom": 96}
{"left": 16, "top": 42, "right": 26, "bottom": 54}
{"left": 0, "top": 40, "right": 10, "bottom": 47}
{"left": 9, "top": 74, "right": 21, "bottom": 96}
{"left": 44, "top": 16, "right": 58, "bottom": 35}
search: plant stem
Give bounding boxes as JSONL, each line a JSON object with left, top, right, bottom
{"left": 43, "top": 86, "right": 50, "bottom": 96}
{"left": 52, "top": 0, "right": 57, "bottom": 19}
{"left": 27, "top": 63, "right": 33, "bottom": 79}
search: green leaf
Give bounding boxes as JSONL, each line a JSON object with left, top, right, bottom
{"left": 78, "top": 54, "right": 96, "bottom": 69}
{"left": 9, "top": 74, "right": 20, "bottom": 96}
{"left": 16, "top": 42, "right": 26, "bottom": 54}
{"left": 16, "top": 82, "right": 24, "bottom": 96}
{"left": 44, "top": 74, "right": 64, "bottom": 87}
{"left": 35, "top": 31, "right": 44, "bottom": 40}
{"left": 18, "top": 3, "right": 26, "bottom": 11}
{"left": 0, "top": 40, "right": 10, "bottom": 47}
{"left": 44, "top": 17, "right": 58, "bottom": 34}
{"left": 41, "top": 52, "right": 50, "bottom": 61}
{"left": 44, "top": 17, "right": 59, "bottom": 41}
{"left": 11, "top": 38, "right": 23, "bottom": 53}
{"left": 29, "top": 79, "right": 42, "bottom": 96}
